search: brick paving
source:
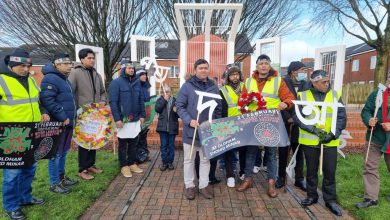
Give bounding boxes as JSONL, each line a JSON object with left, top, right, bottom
{"left": 80, "top": 150, "right": 354, "bottom": 220}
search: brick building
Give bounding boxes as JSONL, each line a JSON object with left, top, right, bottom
{"left": 344, "top": 43, "right": 390, "bottom": 84}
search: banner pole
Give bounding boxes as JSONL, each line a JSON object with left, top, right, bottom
{"left": 319, "top": 144, "right": 324, "bottom": 176}
{"left": 189, "top": 113, "right": 200, "bottom": 160}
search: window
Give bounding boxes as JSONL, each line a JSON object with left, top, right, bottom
{"left": 352, "top": 60, "right": 359, "bottom": 72}
{"left": 370, "top": 56, "right": 377, "bottom": 69}
{"left": 169, "top": 66, "right": 179, "bottom": 78}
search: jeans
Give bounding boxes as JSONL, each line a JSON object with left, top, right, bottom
{"left": 48, "top": 150, "right": 69, "bottom": 186}
{"left": 2, "top": 163, "right": 37, "bottom": 212}
{"left": 118, "top": 136, "right": 138, "bottom": 168}
{"left": 48, "top": 127, "right": 73, "bottom": 186}
{"left": 244, "top": 146, "right": 277, "bottom": 180}
{"left": 159, "top": 132, "right": 176, "bottom": 164}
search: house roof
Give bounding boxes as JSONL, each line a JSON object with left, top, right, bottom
{"left": 345, "top": 42, "right": 374, "bottom": 58}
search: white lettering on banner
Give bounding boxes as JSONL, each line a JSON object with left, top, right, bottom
{"left": 195, "top": 90, "right": 222, "bottom": 123}
{"left": 80, "top": 121, "right": 102, "bottom": 135}
{"left": 292, "top": 98, "right": 344, "bottom": 135}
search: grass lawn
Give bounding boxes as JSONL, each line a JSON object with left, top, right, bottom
{"left": 0, "top": 150, "right": 119, "bottom": 220}
{"left": 337, "top": 154, "right": 390, "bottom": 220}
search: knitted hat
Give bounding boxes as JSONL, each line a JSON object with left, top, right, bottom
{"left": 287, "top": 61, "right": 306, "bottom": 75}
{"left": 256, "top": 54, "right": 271, "bottom": 64}
{"left": 4, "top": 48, "right": 32, "bottom": 68}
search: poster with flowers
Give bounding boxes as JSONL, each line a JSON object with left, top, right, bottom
{"left": 73, "top": 103, "right": 113, "bottom": 150}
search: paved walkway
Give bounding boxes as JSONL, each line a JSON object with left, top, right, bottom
{"left": 80, "top": 150, "right": 354, "bottom": 220}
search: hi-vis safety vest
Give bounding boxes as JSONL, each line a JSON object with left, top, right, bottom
{"left": 245, "top": 76, "right": 282, "bottom": 110}
{"left": 0, "top": 74, "right": 41, "bottom": 122}
{"left": 220, "top": 83, "right": 244, "bottom": 117}
{"left": 298, "top": 89, "right": 341, "bottom": 147}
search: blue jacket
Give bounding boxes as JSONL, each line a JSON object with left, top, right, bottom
{"left": 176, "top": 76, "right": 222, "bottom": 146}
{"left": 109, "top": 69, "right": 146, "bottom": 122}
{"left": 140, "top": 81, "right": 151, "bottom": 102}
{"left": 39, "top": 64, "right": 76, "bottom": 126}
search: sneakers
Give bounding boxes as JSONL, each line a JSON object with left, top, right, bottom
{"left": 50, "top": 184, "right": 70, "bottom": 194}
{"left": 87, "top": 166, "right": 103, "bottom": 174}
{"left": 253, "top": 166, "right": 260, "bottom": 173}
{"left": 121, "top": 166, "right": 132, "bottom": 178}
{"left": 6, "top": 209, "right": 26, "bottom": 220}
{"left": 160, "top": 164, "right": 168, "bottom": 171}
{"left": 185, "top": 187, "right": 196, "bottom": 200}
{"left": 168, "top": 163, "right": 174, "bottom": 170}
{"left": 60, "top": 176, "right": 78, "bottom": 187}
{"left": 129, "top": 164, "right": 143, "bottom": 173}
{"left": 239, "top": 174, "right": 245, "bottom": 181}
{"left": 78, "top": 170, "right": 94, "bottom": 180}
{"left": 227, "top": 177, "right": 235, "bottom": 188}
{"left": 356, "top": 199, "right": 378, "bottom": 209}
{"left": 20, "top": 198, "right": 45, "bottom": 206}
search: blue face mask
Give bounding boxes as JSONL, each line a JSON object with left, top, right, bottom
{"left": 297, "top": 72, "right": 307, "bottom": 81}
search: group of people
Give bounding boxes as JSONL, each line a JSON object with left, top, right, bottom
{"left": 0, "top": 48, "right": 151, "bottom": 220}
{"left": 172, "top": 55, "right": 347, "bottom": 217}
{"left": 1, "top": 45, "right": 388, "bottom": 219}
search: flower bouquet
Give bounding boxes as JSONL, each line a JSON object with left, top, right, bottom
{"left": 73, "top": 103, "right": 113, "bottom": 150}
{"left": 237, "top": 92, "right": 267, "bottom": 114}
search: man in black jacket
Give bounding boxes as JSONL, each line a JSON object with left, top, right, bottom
{"left": 277, "top": 61, "right": 307, "bottom": 191}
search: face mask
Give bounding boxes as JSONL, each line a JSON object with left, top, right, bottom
{"left": 297, "top": 72, "right": 307, "bottom": 81}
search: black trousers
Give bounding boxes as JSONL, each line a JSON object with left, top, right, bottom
{"left": 302, "top": 145, "right": 338, "bottom": 203}
{"left": 278, "top": 142, "right": 304, "bottom": 181}
{"left": 223, "top": 150, "right": 236, "bottom": 178}
{"left": 78, "top": 146, "right": 96, "bottom": 173}
{"left": 118, "top": 137, "right": 138, "bottom": 168}
{"left": 195, "top": 152, "right": 218, "bottom": 180}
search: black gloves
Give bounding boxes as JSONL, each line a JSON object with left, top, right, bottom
{"left": 311, "top": 127, "right": 326, "bottom": 137}
{"left": 320, "top": 132, "right": 336, "bottom": 144}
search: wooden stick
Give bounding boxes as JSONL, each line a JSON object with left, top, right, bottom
{"left": 319, "top": 144, "right": 324, "bottom": 176}
{"left": 365, "top": 127, "right": 374, "bottom": 164}
{"left": 113, "top": 133, "right": 116, "bottom": 155}
{"left": 189, "top": 113, "right": 200, "bottom": 160}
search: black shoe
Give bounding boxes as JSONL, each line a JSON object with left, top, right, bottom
{"left": 356, "top": 198, "right": 378, "bottom": 209}
{"left": 61, "top": 176, "right": 79, "bottom": 187}
{"left": 294, "top": 180, "right": 307, "bottom": 192}
{"left": 6, "top": 209, "right": 26, "bottom": 220}
{"left": 50, "top": 184, "right": 70, "bottom": 194}
{"left": 301, "top": 197, "right": 318, "bottom": 206}
{"left": 160, "top": 164, "right": 168, "bottom": 171}
{"left": 168, "top": 163, "right": 174, "bottom": 170}
{"left": 21, "top": 198, "right": 45, "bottom": 206}
{"left": 209, "top": 178, "right": 221, "bottom": 185}
{"left": 275, "top": 177, "right": 285, "bottom": 189}
{"left": 325, "top": 202, "right": 342, "bottom": 216}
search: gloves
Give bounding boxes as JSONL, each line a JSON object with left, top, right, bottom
{"left": 320, "top": 132, "right": 336, "bottom": 144}
{"left": 311, "top": 127, "right": 326, "bottom": 137}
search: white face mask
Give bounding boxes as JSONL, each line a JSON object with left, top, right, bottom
{"left": 297, "top": 72, "right": 307, "bottom": 81}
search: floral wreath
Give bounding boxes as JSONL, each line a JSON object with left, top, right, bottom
{"left": 73, "top": 103, "right": 113, "bottom": 150}
{"left": 237, "top": 92, "right": 267, "bottom": 114}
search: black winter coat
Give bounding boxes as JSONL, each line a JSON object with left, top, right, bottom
{"left": 155, "top": 96, "right": 179, "bottom": 134}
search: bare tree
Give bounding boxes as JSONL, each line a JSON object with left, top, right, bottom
{"left": 150, "top": 0, "right": 301, "bottom": 61}
{"left": 0, "top": 0, "right": 153, "bottom": 83}
{"left": 309, "top": 0, "right": 390, "bottom": 86}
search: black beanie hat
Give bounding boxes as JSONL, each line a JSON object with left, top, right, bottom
{"left": 287, "top": 61, "right": 306, "bottom": 75}
{"left": 4, "top": 48, "right": 32, "bottom": 68}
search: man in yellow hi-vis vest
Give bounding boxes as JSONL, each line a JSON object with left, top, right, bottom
{"left": 294, "top": 70, "right": 346, "bottom": 216}
{"left": 236, "top": 55, "right": 295, "bottom": 198}
{"left": 0, "top": 48, "right": 50, "bottom": 220}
